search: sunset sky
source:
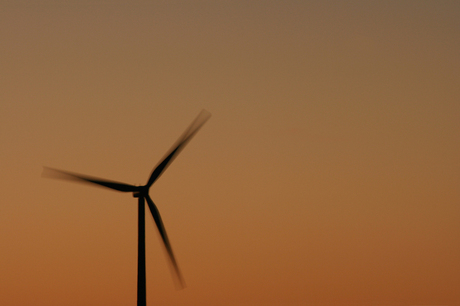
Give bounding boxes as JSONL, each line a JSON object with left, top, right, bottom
{"left": 1, "top": 1, "right": 459, "bottom": 305}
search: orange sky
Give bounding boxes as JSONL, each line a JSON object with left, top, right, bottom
{"left": 1, "top": 1, "right": 459, "bottom": 306}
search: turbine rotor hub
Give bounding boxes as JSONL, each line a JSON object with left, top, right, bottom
{"left": 133, "top": 186, "right": 148, "bottom": 198}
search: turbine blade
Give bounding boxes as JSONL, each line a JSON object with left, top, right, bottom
{"left": 145, "top": 195, "right": 185, "bottom": 289}
{"left": 146, "top": 109, "right": 211, "bottom": 188}
{"left": 42, "top": 167, "right": 139, "bottom": 192}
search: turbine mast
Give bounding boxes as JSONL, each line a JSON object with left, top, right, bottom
{"left": 137, "top": 195, "right": 146, "bottom": 306}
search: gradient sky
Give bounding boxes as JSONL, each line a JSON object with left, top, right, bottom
{"left": 1, "top": 1, "right": 459, "bottom": 306}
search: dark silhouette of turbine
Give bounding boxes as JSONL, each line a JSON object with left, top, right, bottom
{"left": 42, "top": 110, "right": 211, "bottom": 306}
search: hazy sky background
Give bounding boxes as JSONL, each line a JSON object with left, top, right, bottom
{"left": 1, "top": 1, "right": 459, "bottom": 305}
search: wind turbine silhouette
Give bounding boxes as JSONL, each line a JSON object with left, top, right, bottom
{"left": 43, "top": 110, "right": 211, "bottom": 306}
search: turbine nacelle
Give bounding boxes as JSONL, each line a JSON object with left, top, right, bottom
{"left": 133, "top": 186, "right": 149, "bottom": 198}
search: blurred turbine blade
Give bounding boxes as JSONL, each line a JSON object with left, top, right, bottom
{"left": 42, "top": 167, "right": 139, "bottom": 192}
{"left": 145, "top": 195, "right": 185, "bottom": 289}
{"left": 146, "top": 109, "right": 211, "bottom": 188}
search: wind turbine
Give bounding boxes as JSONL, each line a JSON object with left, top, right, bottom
{"left": 43, "top": 110, "right": 211, "bottom": 306}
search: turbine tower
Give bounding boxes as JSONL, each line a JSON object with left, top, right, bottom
{"left": 43, "top": 110, "right": 211, "bottom": 306}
